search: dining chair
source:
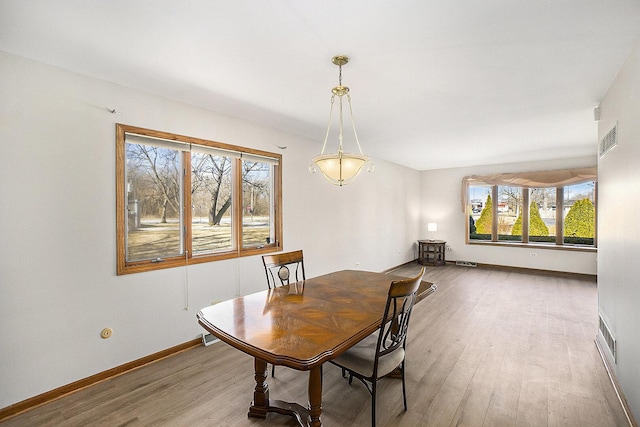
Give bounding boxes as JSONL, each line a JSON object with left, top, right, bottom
{"left": 262, "top": 250, "right": 305, "bottom": 289}
{"left": 330, "top": 266, "right": 426, "bottom": 427}
{"left": 261, "top": 249, "right": 306, "bottom": 376}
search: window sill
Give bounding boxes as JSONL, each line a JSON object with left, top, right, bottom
{"left": 467, "top": 240, "right": 597, "bottom": 253}
{"left": 118, "top": 244, "right": 282, "bottom": 275}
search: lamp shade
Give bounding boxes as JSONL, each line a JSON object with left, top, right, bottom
{"left": 312, "top": 153, "right": 368, "bottom": 186}
{"left": 428, "top": 223, "right": 438, "bottom": 232}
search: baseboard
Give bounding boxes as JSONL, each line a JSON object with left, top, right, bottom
{"left": 445, "top": 259, "right": 597, "bottom": 281}
{"left": 595, "top": 338, "right": 637, "bottom": 427}
{"left": 390, "top": 258, "right": 597, "bottom": 282}
{"left": 0, "top": 338, "right": 201, "bottom": 422}
{"left": 382, "top": 260, "right": 418, "bottom": 274}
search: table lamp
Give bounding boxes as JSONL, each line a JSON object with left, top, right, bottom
{"left": 427, "top": 222, "right": 437, "bottom": 241}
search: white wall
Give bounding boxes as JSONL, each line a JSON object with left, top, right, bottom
{"left": 597, "top": 37, "right": 640, "bottom": 419}
{"left": 0, "top": 51, "right": 421, "bottom": 409}
{"left": 420, "top": 158, "right": 598, "bottom": 275}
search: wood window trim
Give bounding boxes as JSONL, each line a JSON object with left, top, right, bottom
{"left": 116, "top": 124, "right": 283, "bottom": 275}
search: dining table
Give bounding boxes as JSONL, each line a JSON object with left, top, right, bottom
{"left": 196, "top": 269, "right": 436, "bottom": 427}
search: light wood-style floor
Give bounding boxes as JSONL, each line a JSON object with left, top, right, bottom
{"left": 1, "top": 263, "right": 628, "bottom": 426}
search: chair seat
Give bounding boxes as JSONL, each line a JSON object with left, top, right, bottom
{"left": 332, "top": 332, "right": 405, "bottom": 379}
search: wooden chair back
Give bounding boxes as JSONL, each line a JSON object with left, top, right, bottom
{"left": 377, "top": 267, "right": 424, "bottom": 359}
{"left": 262, "top": 250, "right": 305, "bottom": 289}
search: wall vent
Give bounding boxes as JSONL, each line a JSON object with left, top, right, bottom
{"left": 455, "top": 260, "right": 477, "bottom": 267}
{"left": 599, "top": 122, "right": 618, "bottom": 157}
{"left": 598, "top": 315, "right": 617, "bottom": 363}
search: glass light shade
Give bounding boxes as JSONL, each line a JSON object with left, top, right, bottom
{"left": 428, "top": 223, "right": 438, "bottom": 232}
{"left": 312, "top": 153, "right": 368, "bottom": 186}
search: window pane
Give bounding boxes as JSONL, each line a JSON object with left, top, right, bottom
{"left": 242, "top": 161, "right": 274, "bottom": 248}
{"left": 563, "top": 182, "right": 596, "bottom": 246}
{"left": 497, "top": 186, "right": 522, "bottom": 241}
{"left": 191, "top": 151, "right": 234, "bottom": 254}
{"left": 469, "top": 185, "right": 492, "bottom": 241}
{"left": 125, "top": 143, "right": 183, "bottom": 261}
{"left": 529, "top": 188, "right": 556, "bottom": 243}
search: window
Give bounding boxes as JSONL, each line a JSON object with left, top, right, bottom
{"left": 465, "top": 168, "right": 596, "bottom": 249}
{"left": 529, "top": 187, "right": 556, "bottom": 243}
{"left": 469, "top": 186, "right": 492, "bottom": 241}
{"left": 116, "top": 124, "right": 282, "bottom": 274}
{"left": 497, "top": 185, "right": 522, "bottom": 242}
{"left": 563, "top": 182, "right": 596, "bottom": 245}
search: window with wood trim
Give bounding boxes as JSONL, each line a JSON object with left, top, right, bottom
{"left": 116, "top": 124, "right": 282, "bottom": 274}
{"left": 464, "top": 168, "right": 596, "bottom": 249}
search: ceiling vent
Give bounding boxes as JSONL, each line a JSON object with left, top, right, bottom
{"left": 599, "top": 122, "right": 618, "bottom": 157}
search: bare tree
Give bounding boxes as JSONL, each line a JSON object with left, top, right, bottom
{"left": 191, "top": 153, "right": 232, "bottom": 225}
{"left": 498, "top": 185, "right": 522, "bottom": 216}
{"left": 530, "top": 187, "right": 555, "bottom": 210}
{"left": 127, "top": 146, "right": 271, "bottom": 227}
{"left": 242, "top": 161, "right": 270, "bottom": 217}
{"left": 126, "top": 144, "right": 180, "bottom": 223}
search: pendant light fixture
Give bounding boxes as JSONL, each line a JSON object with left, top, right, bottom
{"left": 309, "top": 55, "right": 373, "bottom": 186}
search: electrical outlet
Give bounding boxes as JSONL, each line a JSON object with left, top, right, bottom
{"left": 446, "top": 246, "right": 452, "bottom": 251}
{"left": 530, "top": 253, "right": 537, "bottom": 257}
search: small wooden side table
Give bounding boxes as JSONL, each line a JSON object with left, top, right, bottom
{"left": 418, "top": 240, "right": 446, "bottom": 266}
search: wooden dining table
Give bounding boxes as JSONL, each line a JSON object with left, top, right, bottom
{"left": 196, "top": 269, "right": 436, "bottom": 427}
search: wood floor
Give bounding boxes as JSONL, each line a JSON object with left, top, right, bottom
{"left": 1, "top": 263, "right": 629, "bottom": 426}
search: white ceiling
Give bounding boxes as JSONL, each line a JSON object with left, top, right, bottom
{"left": 1, "top": 1, "right": 639, "bottom": 171}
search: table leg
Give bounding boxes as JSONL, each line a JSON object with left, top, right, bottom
{"left": 308, "top": 365, "right": 323, "bottom": 427}
{"left": 248, "top": 358, "right": 324, "bottom": 427}
{"left": 248, "top": 358, "right": 269, "bottom": 419}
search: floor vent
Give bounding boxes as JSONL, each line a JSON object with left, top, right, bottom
{"left": 456, "top": 260, "right": 477, "bottom": 267}
{"left": 599, "top": 122, "right": 618, "bottom": 157}
{"left": 598, "top": 315, "right": 617, "bottom": 363}
{"left": 201, "top": 332, "right": 218, "bottom": 347}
